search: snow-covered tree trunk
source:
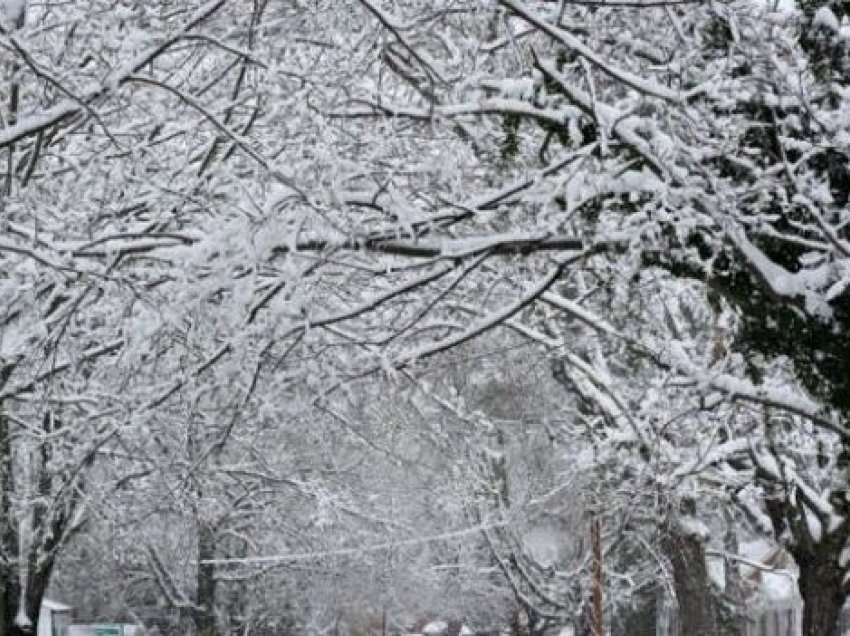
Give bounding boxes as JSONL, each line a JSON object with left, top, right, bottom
{"left": 797, "top": 557, "right": 844, "bottom": 636}
{"left": 1, "top": 412, "right": 82, "bottom": 636}
{"left": 0, "top": 0, "right": 26, "bottom": 620}
{"left": 0, "top": 409, "right": 50, "bottom": 636}
{"left": 0, "top": 406, "right": 26, "bottom": 636}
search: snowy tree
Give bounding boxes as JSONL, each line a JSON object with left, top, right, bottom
{"left": 335, "top": 0, "right": 850, "bottom": 634}
{"left": 0, "top": 0, "right": 342, "bottom": 631}
{"left": 4, "top": 0, "right": 850, "bottom": 634}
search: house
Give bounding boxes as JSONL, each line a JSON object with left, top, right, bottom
{"left": 658, "top": 540, "right": 850, "bottom": 636}
{"left": 38, "top": 599, "right": 72, "bottom": 636}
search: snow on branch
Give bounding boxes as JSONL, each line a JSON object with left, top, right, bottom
{"left": 0, "top": 0, "right": 227, "bottom": 149}
{"left": 273, "top": 232, "right": 590, "bottom": 260}
{"left": 500, "top": 0, "right": 702, "bottom": 104}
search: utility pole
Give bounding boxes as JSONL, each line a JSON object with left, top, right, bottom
{"left": 591, "top": 517, "right": 604, "bottom": 636}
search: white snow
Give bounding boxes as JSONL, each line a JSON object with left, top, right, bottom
{"left": 480, "top": 77, "right": 536, "bottom": 100}
{"left": 738, "top": 540, "right": 799, "bottom": 601}
{"left": 826, "top": 275, "right": 850, "bottom": 302}
{"left": 752, "top": 448, "right": 782, "bottom": 481}
{"left": 14, "top": 607, "right": 31, "bottom": 628}
{"left": 0, "top": 0, "right": 25, "bottom": 25}
{"left": 608, "top": 169, "right": 663, "bottom": 195}
{"left": 502, "top": 0, "right": 690, "bottom": 103}
{"left": 39, "top": 601, "right": 72, "bottom": 636}
{"left": 814, "top": 6, "right": 840, "bottom": 31}
{"left": 0, "top": 325, "right": 25, "bottom": 358}
{"left": 677, "top": 516, "right": 710, "bottom": 541}
{"left": 40, "top": 599, "right": 71, "bottom": 612}
{"left": 707, "top": 556, "right": 726, "bottom": 589}
{"left": 755, "top": 0, "right": 796, "bottom": 13}
{"left": 523, "top": 527, "right": 565, "bottom": 567}
{"left": 804, "top": 507, "right": 823, "bottom": 543}
{"left": 423, "top": 621, "right": 449, "bottom": 634}
{"left": 571, "top": 447, "right": 596, "bottom": 470}
{"left": 762, "top": 571, "right": 797, "bottom": 600}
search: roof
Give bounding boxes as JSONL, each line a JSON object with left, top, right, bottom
{"left": 41, "top": 599, "right": 72, "bottom": 612}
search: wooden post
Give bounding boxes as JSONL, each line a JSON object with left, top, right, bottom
{"left": 591, "top": 517, "right": 604, "bottom": 636}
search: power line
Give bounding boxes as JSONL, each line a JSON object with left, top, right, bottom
{"left": 200, "top": 520, "right": 508, "bottom": 567}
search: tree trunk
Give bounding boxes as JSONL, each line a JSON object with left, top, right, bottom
{"left": 195, "top": 521, "right": 219, "bottom": 636}
{"left": 0, "top": 553, "right": 34, "bottom": 636}
{"left": 14, "top": 413, "right": 72, "bottom": 636}
{"left": 0, "top": 621, "right": 34, "bottom": 636}
{"left": 0, "top": 406, "right": 29, "bottom": 636}
{"left": 662, "top": 527, "right": 721, "bottom": 636}
{"left": 797, "top": 554, "right": 845, "bottom": 636}
{"left": 0, "top": 585, "right": 26, "bottom": 636}
{"left": 22, "top": 557, "right": 52, "bottom": 636}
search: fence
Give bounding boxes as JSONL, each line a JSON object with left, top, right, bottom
{"left": 741, "top": 602, "right": 800, "bottom": 636}
{"left": 659, "top": 601, "right": 850, "bottom": 636}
